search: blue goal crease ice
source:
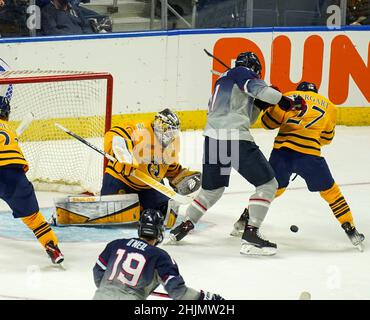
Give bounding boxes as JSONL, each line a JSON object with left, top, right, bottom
{"left": 0, "top": 208, "right": 212, "bottom": 242}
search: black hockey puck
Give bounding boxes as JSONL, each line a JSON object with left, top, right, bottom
{"left": 290, "top": 225, "right": 299, "bottom": 233}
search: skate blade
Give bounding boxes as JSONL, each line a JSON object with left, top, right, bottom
{"left": 356, "top": 243, "right": 364, "bottom": 252}
{"left": 240, "top": 243, "right": 277, "bottom": 256}
{"left": 163, "top": 234, "right": 179, "bottom": 245}
{"left": 230, "top": 228, "right": 243, "bottom": 237}
{"left": 56, "top": 262, "right": 67, "bottom": 270}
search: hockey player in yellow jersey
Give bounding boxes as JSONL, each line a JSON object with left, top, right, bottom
{"left": 101, "top": 108, "right": 201, "bottom": 228}
{"left": 231, "top": 82, "right": 365, "bottom": 251}
{"left": 0, "top": 96, "right": 64, "bottom": 263}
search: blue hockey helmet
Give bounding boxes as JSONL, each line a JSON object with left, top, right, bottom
{"left": 0, "top": 96, "right": 10, "bottom": 120}
{"left": 296, "top": 81, "right": 318, "bottom": 93}
{"left": 235, "top": 52, "right": 262, "bottom": 76}
{"left": 138, "top": 209, "right": 165, "bottom": 245}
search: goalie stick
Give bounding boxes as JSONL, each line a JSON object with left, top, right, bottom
{"left": 55, "top": 123, "right": 192, "bottom": 205}
{"left": 16, "top": 112, "right": 35, "bottom": 136}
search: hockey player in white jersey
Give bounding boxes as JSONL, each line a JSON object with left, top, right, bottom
{"left": 169, "top": 52, "right": 306, "bottom": 256}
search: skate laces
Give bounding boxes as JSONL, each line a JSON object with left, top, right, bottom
{"left": 256, "top": 230, "right": 269, "bottom": 242}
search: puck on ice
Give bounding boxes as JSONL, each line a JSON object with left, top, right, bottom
{"left": 290, "top": 225, "right": 299, "bottom": 232}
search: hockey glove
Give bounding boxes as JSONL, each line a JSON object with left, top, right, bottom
{"left": 199, "top": 290, "right": 225, "bottom": 300}
{"left": 169, "top": 169, "right": 201, "bottom": 195}
{"left": 278, "top": 94, "right": 307, "bottom": 112}
{"left": 254, "top": 98, "right": 274, "bottom": 111}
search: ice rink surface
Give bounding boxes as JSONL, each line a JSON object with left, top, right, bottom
{"left": 0, "top": 127, "right": 369, "bottom": 300}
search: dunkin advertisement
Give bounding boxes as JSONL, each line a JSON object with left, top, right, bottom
{"left": 0, "top": 28, "right": 369, "bottom": 126}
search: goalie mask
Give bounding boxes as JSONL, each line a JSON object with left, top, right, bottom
{"left": 0, "top": 96, "right": 10, "bottom": 120}
{"left": 153, "top": 108, "right": 180, "bottom": 148}
{"left": 138, "top": 209, "right": 165, "bottom": 245}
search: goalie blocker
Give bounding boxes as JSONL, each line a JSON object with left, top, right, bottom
{"left": 52, "top": 194, "right": 179, "bottom": 229}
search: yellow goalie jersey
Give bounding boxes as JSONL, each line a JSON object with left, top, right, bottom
{"left": 261, "top": 90, "right": 337, "bottom": 156}
{"left": 0, "top": 119, "right": 29, "bottom": 171}
{"left": 104, "top": 119, "right": 182, "bottom": 190}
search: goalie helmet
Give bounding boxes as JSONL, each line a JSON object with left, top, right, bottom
{"left": 296, "top": 81, "right": 318, "bottom": 93}
{"left": 0, "top": 96, "right": 10, "bottom": 120}
{"left": 153, "top": 108, "right": 180, "bottom": 148}
{"left": 138, "top": 209, "right": 165, "bottom": 245}
{"left": 235, "top": 52, "right": 262, "bottom": 77}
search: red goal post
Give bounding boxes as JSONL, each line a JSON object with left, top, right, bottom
{"left": 0, "top": 70, "right": 113, "bottom": 194}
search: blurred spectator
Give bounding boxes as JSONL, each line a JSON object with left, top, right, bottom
{"left": 41, "top": 0, "right": 94, "bottom": 35}
{"left": 196, "top": 0, "right": 243, "bottom": 28}
{"left": 347, "top": 0, "right": 370, "bottom": 25}
{"left": 0, "top": 0, "right": 28, "bottom": 37}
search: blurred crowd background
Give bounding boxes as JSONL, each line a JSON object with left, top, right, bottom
{"left": 0, "top": 0, "right": 369, "bottom": 38}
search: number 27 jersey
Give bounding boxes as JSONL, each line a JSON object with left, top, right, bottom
{"left": 261, "top": 90, "right": 337, "bottom": 156}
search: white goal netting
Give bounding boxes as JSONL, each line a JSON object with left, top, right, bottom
{"left": 0, "top": 71, "right": 113, "bottom": 194}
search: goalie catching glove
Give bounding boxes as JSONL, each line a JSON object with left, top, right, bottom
{"left": 169, "top": 168, "right": 201, "bottom": 195}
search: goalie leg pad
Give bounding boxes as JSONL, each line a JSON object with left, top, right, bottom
{"left": 54, "top": 194, "right": 140, "bottom": 226}
{"left": 163, "top": 199, "right": 180, "bottom": 229}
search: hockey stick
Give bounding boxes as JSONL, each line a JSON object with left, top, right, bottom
{"left": 211, "top": 70, "right": 222, "bottom": 76}
{"left": 55, "top": 123, "right": 192, "bottom": 205}
{"left": 204, "top": 49, "right": 230, "bottom": 70}
{"left": 16, "top": 112, "right": 35, "bottom": 136}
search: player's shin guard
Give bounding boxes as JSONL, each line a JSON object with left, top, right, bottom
{"left": 320, "top": 183, "right": 354, "bottom": 226}
{"left": 21, "top": 211, "right": 58, "bottom": 248}
{"left": 240, "top": 178, "right": 278, "bottom": 256}
{"left": 184, "top": 187, "right": 225, "bottom": 225}
{"left": 169, "top": 187, "right": 224, "bottom": 243}
{"left": 320, "top": 183, "right": 364, "bottom": 250}
{"left": 247, "top": 178, "right": 277, "bottom": 228}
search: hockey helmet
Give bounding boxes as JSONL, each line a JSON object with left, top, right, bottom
{"left": 138, "top": 209, "right": 165, "bottom": 245}
{"left": 296, "top": 81, "right": 318, "bottom": 93}
{"left": 153, "top": 108, "right": 180, "bottom": 148}
{"left": 235, "top": 52, "right": 262, "bottom": 77}
{"left": 0, "top": 96, "right": 10, "bottom": 120}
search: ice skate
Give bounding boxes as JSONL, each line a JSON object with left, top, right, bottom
{"left": 168, "top": 220, "right": 194, "bottom": 243}
{"left": 230, "top": 208, "right": 249, "bottom": 237}
{"left": 240, "top": 225, "right": 277, "bottom": 256}
{"left": 341, "top": 222, "right": 365, "bottom": 252}
{"left": 45, "top": 241, "right": 64, "bottom": 264}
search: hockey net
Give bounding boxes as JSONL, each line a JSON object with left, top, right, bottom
{"left": 0, "top": 70, "right": 113, "bottom": 194}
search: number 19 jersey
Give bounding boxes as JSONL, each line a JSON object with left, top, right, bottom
{"left": 93, "top": 237, "right": 200, "bottom": 300}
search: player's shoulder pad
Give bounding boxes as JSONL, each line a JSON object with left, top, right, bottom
{"left": 150, "top": 245, "right": 173, "bottom": 260}
{"left": 231, "top": 66, "right": 259, "bottom": 79}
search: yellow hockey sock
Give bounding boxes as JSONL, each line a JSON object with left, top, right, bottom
{"left": 275, "top": 187, "right": 286, "bottom": 198}
{"left": 320, "top": 183, "right": 354, "bottom": 226}
{"left": 21, "top": 211, "right": 58, "bottom": 248}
